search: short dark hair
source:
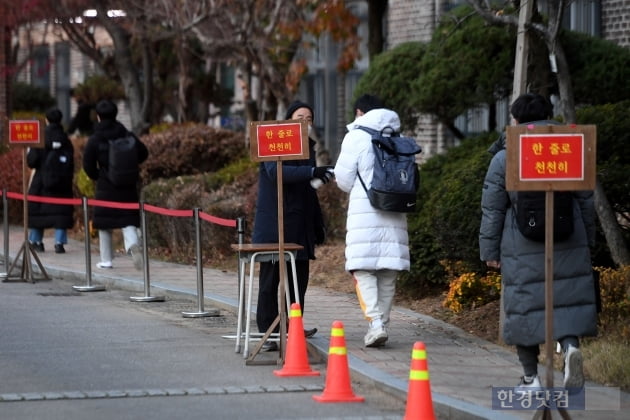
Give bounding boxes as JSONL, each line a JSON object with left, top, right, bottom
{"left": 45, "top": 108, "right": 63, "bottom": 124}
{"left": 95, "top": 99, "right": 118, "bottom": 120}
{"left": 510, "top": 93, "right": 553, "bottom": 124}
{"left": 354, "top": 94, "right": 384, "bottom": 114}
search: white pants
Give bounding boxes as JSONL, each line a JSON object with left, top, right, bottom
{"left": 353, "top": 269, "right": 398, "bottom": 325}
{"left": 98, "top": 226, "right": 140, "bottom": 263}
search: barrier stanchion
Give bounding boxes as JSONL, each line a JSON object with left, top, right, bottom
{"left": 1, "top": 188, "right": 9, "bottom": 278}
{"left": 182, "top": 207, "right": 218, "bottom": 317}
{"left": 130, "top": 201, "right": 165, "bottom": 302}
{"left": 234, "top": 217, "right": 246, "bottom": 352}
{"left": 73, "top": 197, "right": 106, "bottom": 292}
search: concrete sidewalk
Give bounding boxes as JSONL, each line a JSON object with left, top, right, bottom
{"left": 2, "top": 225, "right": 627, "bottom": 419}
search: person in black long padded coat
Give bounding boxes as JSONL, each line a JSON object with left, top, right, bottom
{"left": 27, "top": 108, "right": 74, "bottom": 254}
{"left": 252, "top": 100, "right": 331, "bottom": 350}
{"left": 82, "top": 100, "right": 148, "bottom": 270}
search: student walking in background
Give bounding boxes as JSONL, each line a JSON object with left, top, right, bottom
{"left": 27, "top": 108, "right": 75, "bottom": 254}
{"left": 479, "top": 93, "right": 597, "bottom": 392}
{"left": 333, "top": 94, "right": 411, "bottom": 348}
{"left": 83, "top": 99, "right": 148, "bottom": 270}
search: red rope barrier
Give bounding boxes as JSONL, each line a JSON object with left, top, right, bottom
{"left": 87, "top": 198, "right": 140, "bottom": 210}
{"left": 144, "top": 203, "right": 193, "bottom": 218}
{"left": 20, "top": 194, "right": 82, "bottom": 206}
{"left": 2, "top": 189, "right": 238, "bottom": 227}
{"left": 199, "top": 210, "right": 237, "bottom": 228}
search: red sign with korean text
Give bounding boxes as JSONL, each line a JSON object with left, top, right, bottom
{"left": 8, "top": 120, "right": 42, "bottom": 145}
{"left": 257, "top": 122, "right": 303, "bottom": 158}
{"left": 519, "top": 134, "right": 584, "bottom": 181}
{"left": 249, "top": 120, "right": 309, "bottom": 162}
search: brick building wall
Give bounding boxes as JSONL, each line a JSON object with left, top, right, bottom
{"left": 0, "top": 26, "right": 9, "bottom": 119}
{"left": 602, "top": 0, "right": 630, "bottom": 47}
{"left": 387, "top": 0, "right": 438, "bottom": 45}
{"left": 386, "top": 0, "right": 455, "bottom": 160}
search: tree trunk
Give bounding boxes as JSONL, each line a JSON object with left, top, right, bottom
{"left": 96, "top": 6, "right": 145, "bottom": 134}
{"left": 140, "top": 41, "right": 153, "bottom": 133}
{"left": 540, "top": 1, "right": 630, "bottom": 266}
{"left": 594, "top": 180, "right": 630, "bottom": 267}
{"left": 0, "top": 24, "right": 10, "bottom": 119}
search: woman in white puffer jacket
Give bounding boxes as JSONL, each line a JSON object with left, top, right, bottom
{"left": 334, "top": 94, "right": 410, "bottom": 348}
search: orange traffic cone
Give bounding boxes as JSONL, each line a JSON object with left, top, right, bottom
{"left": 404, "top": 341, "right": 436, "bottom": 420}
{"left": 274, "top": 303, "right": 319, "bottom": 377}
{"left": 312, "top": 321, "right": 364, "bottom": 403}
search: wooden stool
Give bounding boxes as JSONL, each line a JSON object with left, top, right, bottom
{"left": 230, "top": 243, "right": 303, "bottom": 359}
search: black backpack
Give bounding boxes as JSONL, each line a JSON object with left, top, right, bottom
{"left": 356, "top": 126, "right": 422, "bottom": 213}
{"left": 106, "top": 133, "right": 139, "bottom": 187}
{"left": 514, "top": 191, "right": 574, "bottom": 242}
{"left": 42, "top": 148, "right": 74, "bottom": 191}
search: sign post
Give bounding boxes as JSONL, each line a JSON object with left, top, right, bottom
{"left": 2, "top": 118, "right": 49, "bottom": 283}
{"left": 507, "top": 124, "right": 596, "bottom": 419}
{"left": 248, "top": 119, "right": 309, "bottom": 363}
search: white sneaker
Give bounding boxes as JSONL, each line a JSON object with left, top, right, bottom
{"left": 563, "top": 345, "right": 584, "bottom": 392}
{"left": 96, "top": 261, "right": 113, "bottom": 269}
{"left": 129, "top": 244, "right": 143, "bottom": 270}
{"left": 364, "top": 325, "right": 388, "bottom": 347}
{"left": 515, "top": 375, "right": 542, "bottom": 395}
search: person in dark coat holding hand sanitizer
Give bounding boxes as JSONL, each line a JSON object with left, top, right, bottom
{"left": 252, "top": 100, "right": 331, "bottom": 351}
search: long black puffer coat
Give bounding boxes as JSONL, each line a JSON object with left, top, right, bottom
{"left": 479, "top": 124, "right": 598, "bottom": 346}
{"left": 27, "top": 123, "right": 74, "bottom": 230}
{"left": 252, "top": 138, "right": 325, "bottom": 261}
{"left": 82, "top": 119, "right": 148, "bottom": 229}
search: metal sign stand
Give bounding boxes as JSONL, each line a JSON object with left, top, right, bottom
{"left": 243, "top": 119, "right": 309, "bottom": 365}
{"left": 3, "top": 148, "right": 49, "bottom": 283}
{"left": 506, "top": 124, "right": 596, "bottom": 419}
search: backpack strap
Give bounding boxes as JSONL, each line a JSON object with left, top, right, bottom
{"left": 355, "top": 126, "right": 379, "bottom": 194}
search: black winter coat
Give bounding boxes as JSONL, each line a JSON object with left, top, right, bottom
{"left": 27, "top": 123, "right": 74, "bottom": 230}
{"left": 252, "top": 138, "right": 325, "bottom": 261}
{"left": 82, "top": 119, "right": 148, "bottom": 229}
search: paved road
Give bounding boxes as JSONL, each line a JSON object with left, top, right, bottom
{"left": 0, "top": 277, "right": 405, "bottom": 420}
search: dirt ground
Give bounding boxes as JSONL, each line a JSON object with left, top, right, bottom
{"left": 309, "top": 242, "right": 501, "bottom": 344}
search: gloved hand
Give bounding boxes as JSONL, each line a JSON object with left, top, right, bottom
{"left": 312, "top": 166, "right": 334, "bottom": 184}
{"left": 52, "top": 141, "right": 61, "bottom": 149}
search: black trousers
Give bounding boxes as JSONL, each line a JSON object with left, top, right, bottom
{"left": 256, "top": 259, "right": 309, "bottom": 333}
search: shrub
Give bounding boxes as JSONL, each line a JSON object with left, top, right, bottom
{"left": 594, "top": 265, "right": 630, "bottom": 340}
{"left": 577, "top": 101, "right": 630, "bottom": 266}
{"left": 12, "top": 82, "right": 55, "bottom": 112}
{"left": 72, "top": 75, "right": 126, "bottom": 103}
{"left": 443, "top": 271, "right": 501, "bottom": 313}
{"left": 141, "top": 157, "right": 259, "bottom": 265}
{"left": 400, "top": 132, "right": 495, "bottom": 296}
{"left": 352, "top": 41, "right": 426, "bottom": 130}
{"left": 140, "top": 123, "right": 247, "bottom": 183}
{"left": 0, "top": 147, "right": 27, "bottom": 223}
